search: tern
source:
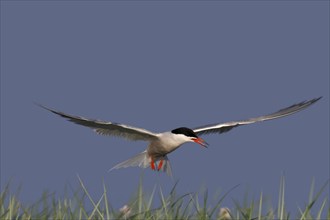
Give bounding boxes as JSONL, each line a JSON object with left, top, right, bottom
{"left": 39, "top": 97, "right": 321, "bottom": 176}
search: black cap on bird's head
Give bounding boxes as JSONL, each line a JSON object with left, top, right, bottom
{"left": 171, "top": 127, "right": 197, "bottom": 137}
{"left": 171, "top": 127, "right": 208, "bottom": 148}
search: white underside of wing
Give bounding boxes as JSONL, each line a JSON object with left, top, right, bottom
{"left": 38, "top": 104, "right": 158, "bottom": 141}
{"left": 193, "top": 97, "right": 321, "bottom": 135}
{"left": 93, "top": 123, "right": 157, "bottom": 141}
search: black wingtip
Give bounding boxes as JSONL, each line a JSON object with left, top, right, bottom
{"left": 34, "top": 102, "right": 51, "bottom": 112}
{"left": 35, "top": 102, "right": 71, "bottom": 120}
{"left": 309, "top": 96, "right": 322, "bottom": 105}
{"left": 35, "top": 102, "right": 57, "bottom": 114}
{"left": 315, "top": 96, "right": 322, "bottom": 101}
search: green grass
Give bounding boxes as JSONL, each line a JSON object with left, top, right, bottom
{"left": 0, "top": 176, "right": 329, "bottom": 220}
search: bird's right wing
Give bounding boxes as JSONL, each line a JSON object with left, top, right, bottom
{"left": 38, "top": 105, "right": 158, "bottom": 141}
{"left": 193, "top": 97, "right": 321, "bottom": 136}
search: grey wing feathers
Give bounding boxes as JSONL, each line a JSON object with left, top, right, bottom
{"left": 38, "top": 104, "right": 157, "bottom": 141}
{"left": 193, "top": 97, "right": 321, "bottom": 136}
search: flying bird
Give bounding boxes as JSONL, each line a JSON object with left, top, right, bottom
{"left": 38, "top": 97, "right": 321, "bottom": 176}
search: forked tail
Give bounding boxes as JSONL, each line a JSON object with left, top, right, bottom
{"left": 109, "top": 150, "right": 172, "bottom": 176}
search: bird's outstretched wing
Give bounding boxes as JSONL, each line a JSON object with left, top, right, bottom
{"left": 193, "top": 97, "right": 321, "bottom": 136}
{"left": 38, "top": 105, "right": 158, "bottom": 141}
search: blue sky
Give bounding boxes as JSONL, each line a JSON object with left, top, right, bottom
{"left": 1, "top": 1, "right": 329, "bottom": 214}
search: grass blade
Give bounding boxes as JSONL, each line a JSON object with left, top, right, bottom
{"left": 77, "top": 175, "right": 103, "bottom": 219}
{"left": 258, "top": 191, "right": 263, "bottom": 220}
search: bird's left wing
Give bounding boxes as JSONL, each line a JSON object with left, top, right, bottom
{"left": 193, "top": 97, "right": 321, "bottom": 136}
{"left": 38, "top": 105, "right": 158, "bottom": 141}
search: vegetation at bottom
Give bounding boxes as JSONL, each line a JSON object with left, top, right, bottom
{"left": 0, "top": 176, "right": 329, "bottom": 220}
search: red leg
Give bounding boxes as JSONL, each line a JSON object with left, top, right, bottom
{"left": 157, "top": 159, "right": 164, "bottom": 171}
{"left": 150, "top": 159, "right": 155, "bottom": 170}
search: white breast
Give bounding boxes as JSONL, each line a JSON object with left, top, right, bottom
{"left": 147, "top": 132, "right": 191, "bottom": 157}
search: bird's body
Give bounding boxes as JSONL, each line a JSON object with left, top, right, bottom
{"left": 38, "top": 97, "right": 321, "bottom": 176}
{"left": 149, "top": 132, "right": 184, "bottom": 156}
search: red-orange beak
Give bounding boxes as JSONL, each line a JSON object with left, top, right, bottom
{"left": 192, "top": 137, "right": 209, "bottom": 148}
